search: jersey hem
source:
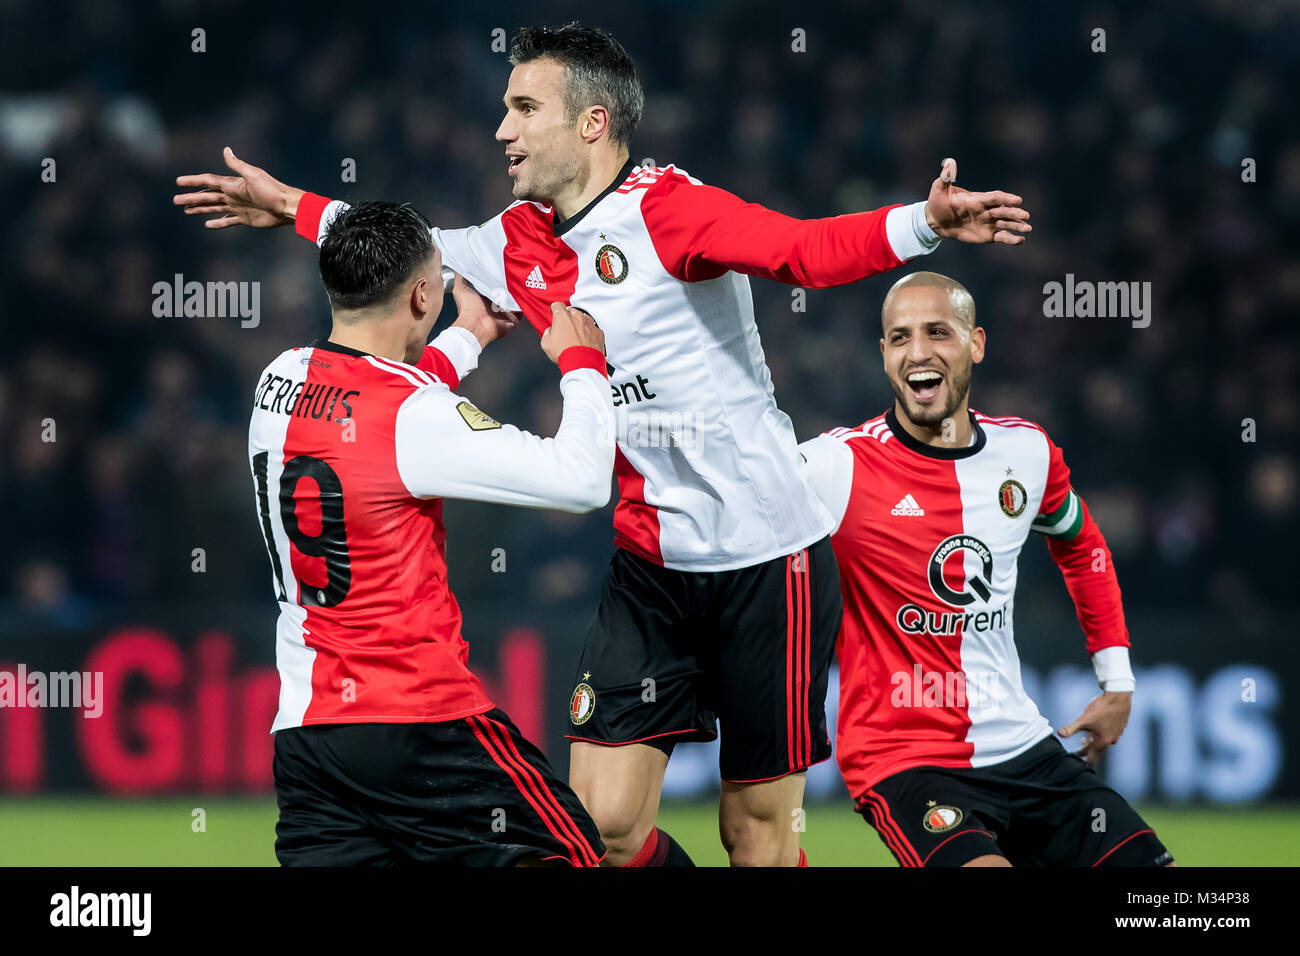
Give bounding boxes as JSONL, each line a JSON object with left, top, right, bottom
{"left": 617, "top": 521, "right": 834, "bottom": 573}
{"left": 273, "top": 701, "right": 495, "bottom": 732}
{"left": 845, "top": 729, "right": 1056, "bottom": 796}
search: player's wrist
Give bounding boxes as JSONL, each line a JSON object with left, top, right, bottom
{"left": 281, "top": 186, "right": 305, "bottom": 221}
{"left": 885, "top": 201, "right": 942, "bottom": 261}
{"left": 557, "top": 346, "right": 607, "bottom": 377}
{"left": 1092, "top": 645, "right": 1135, "bottom": 693}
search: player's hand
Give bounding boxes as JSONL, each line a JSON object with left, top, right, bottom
{"left": 173, "top": 147, "right": 305, "bottom": 229}
{"left": 924, "top": 157, "right": 1032, "bottom": 245}
{"left": 541, "top": 302, "right": 605, "bottom": 365}
{"left": 450, "top": 274, "right": 520, "bottom": 348}
{"left": 1058, "top": 691, "right": 1132, "bottom": 765}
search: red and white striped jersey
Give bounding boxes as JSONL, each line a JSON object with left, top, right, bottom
{"left": 800, "top": 408, "right": 1133, "bottom": 797}
{"left": 249, "top": 328, "right": 613, "bottom": 731}
{"left": 296, "top": 161, "right": 939, "bottom": 571}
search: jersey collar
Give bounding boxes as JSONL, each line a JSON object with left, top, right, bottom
{"left": 552, "top": 157, "right": 638, "bottom": 238}
{"left": 885, "top": 407, "right": 987, "bottom": 460}
{"left": 311, "top": 338, "right": 370, "bottom": 359}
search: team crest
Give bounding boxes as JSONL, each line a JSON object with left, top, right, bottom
{"left": 922, "top": 802, "right": 963, "bottom": 833}
{"left": 998, "top": 479, "right": 1027, "bottom": 517}
{"left": 456, "top": 400, "right": 501, "bottom": 431}
{"left": 594, "top": 244, "right": 629, "bottom": 284}
{"left": 570, "top": 682, "right": 596, "bottom": 725}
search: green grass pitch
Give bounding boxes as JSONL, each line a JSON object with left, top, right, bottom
{"left": 2, "top": 799, "right": 1297, "bottom": 866}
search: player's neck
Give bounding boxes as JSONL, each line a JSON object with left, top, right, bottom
{"left": 551, "top": 147, "right": 630, "bottom": 221}
{"left": 892, "top": 400, "right": 974, "bottom": 449}
{"left": 327, "top": 317, "right": 413, "bottom": 365}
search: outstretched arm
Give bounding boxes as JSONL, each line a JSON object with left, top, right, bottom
{"left": 640, "top": 158, "right": 1031, "bottom": 288}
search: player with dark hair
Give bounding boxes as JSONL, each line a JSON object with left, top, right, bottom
{"left": 177, "top": 21, "right": 1032, "bottom": 866}
{"left": 799, "top": 271, "right": 1173, "bottom": 867}
{"left": 253, "top": 200, "right": 613, "bottom": 865}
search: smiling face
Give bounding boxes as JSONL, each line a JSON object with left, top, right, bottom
{"left": 880, "top": 283, "right": 985, "bottom": 430}
{"left": 496, "top": 58, "right": 587, "bottom": 204}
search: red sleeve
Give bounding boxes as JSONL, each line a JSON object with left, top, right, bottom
{"left": 1046, "top": 498, "right": 1130, "bottom": 655}
{"left": 639, "top": 170, "right": 905, "bottom": 286}
{"left": 416, "top": 347, "right": 460, "bottom": 390}
{"left": 1038, "top": 436, "right": 1072, "bottom": 518}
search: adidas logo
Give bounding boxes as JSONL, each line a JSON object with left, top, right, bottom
{"left": 891, "top": 493, "right": 925, "bottom": 517}
{"left": 525, "top": 265, "right": 547, "bottom": 290}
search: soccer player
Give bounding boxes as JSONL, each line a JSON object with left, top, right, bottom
{"left": 175, "top": 23, "right": 1031, "bottom": 866}
{"left": 799, "top": 271, "right": 1173, "bottom": 866}
{"left": 253, "top": 200, "right": 614, "bottom": 865}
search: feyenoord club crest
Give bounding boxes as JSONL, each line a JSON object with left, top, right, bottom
{"left": 998, "top": 479, "right": 1027, "bottom": 517}
{"left": 570, "top": 681, "right": 596, "bottom": 725}
{"left": 922, "top": 802, "right": 963, "bottom": 833}
{"left": 594, "top": 243, "right": 629, "bottom": 284}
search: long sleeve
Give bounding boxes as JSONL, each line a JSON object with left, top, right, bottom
{"left": 394, "top": 348, "right": 614, "bottom": 513}
{"left": 416, "top": 326, "right": 481, "bottom": 390}
{"left": 639, "top": 168, "right": 940, "bottom": 286}
{"left": 1033, "top": 434, "right": 1134, "bottom": 690}
{"left": 296, "top": 192, "right": 521, "bottom": 313}
{"left": 798, "top": 434, "right": 856, "bottom": 534}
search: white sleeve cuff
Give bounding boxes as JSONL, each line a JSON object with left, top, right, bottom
{"left": 1092, "top": 645, "right": 1135, "bottom": 693}
{"left": 316, "top": 200, "right": 348, "bottom": 245}
{"left": 884, "top": 201, "right": 942, "bottom": 262}
{"left": 428, "top": 326, "right": 482, "bottom": 380}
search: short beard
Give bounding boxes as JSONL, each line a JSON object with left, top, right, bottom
{"left": 893, "top": 360, "right": 972, "bottom": 429}
{"left": 513, "top": 151, "right": 580, "bottom": 206}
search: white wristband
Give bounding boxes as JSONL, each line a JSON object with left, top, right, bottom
{"left": 1092, "top": 645, "right": 1135, "bottom": 693}
{"left": 885, "top": 201, "right": 942, "bottom": 261}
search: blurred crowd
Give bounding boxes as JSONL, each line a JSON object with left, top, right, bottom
{"left": 1, "top": 0, "right": 1296, "bottom": 633}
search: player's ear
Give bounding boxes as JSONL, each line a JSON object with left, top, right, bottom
{"left": 409, "top": 275, "right": 430, "bottom": 321}
{"left": 970, "top": 326, "right": 986, "bottom": 365}
{"left": 581, "top": 105, "right": 609, "bottom": 143}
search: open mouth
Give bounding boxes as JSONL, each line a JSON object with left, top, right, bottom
{"left": 507, "top": 154, "right": 527, "bottom": 176}
{"left": 905, "top": 369, "right": 944, "bottom": 402}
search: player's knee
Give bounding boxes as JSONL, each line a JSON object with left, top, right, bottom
{"left": 579, "top": 787, "right": 651, "bottom": 853}
{"left": 720, "top": 813, "right": 794, "bottom": 867}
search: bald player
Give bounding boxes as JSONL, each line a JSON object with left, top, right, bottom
{"left": 799, "top": 272, "right": 1173, "bottom": 867}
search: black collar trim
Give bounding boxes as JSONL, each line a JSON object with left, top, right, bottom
{"left": 885, "top": 407, "right": 986, "bottom": 460}
{"left": 553, "top": 158, "right": 638, "bottom": 237}
{"left": 311, "top": 338, "right": 370, "bottom": 359}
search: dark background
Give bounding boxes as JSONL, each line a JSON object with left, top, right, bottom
{"left": 0, "top": 0, "right": 1294, "bottom": 801}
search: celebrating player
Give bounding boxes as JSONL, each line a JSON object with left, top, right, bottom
{"left": 176, "top": 22, "right": 1031, "bottom": 866}
{"left": 253, "top": 200, "right": 614, "bottom": 865}
{"left": 799, "top": 271, "right": 1173, "bottom": 866}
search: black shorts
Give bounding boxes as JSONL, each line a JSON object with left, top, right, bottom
{"left": 274, "top": 709, "right": 605, "bottom": 866}
{"left": 856, "top": 735, "right": 1173, "bottom": 867}
{"left": 566, "top": 537, "right": 841, "bottom": 783}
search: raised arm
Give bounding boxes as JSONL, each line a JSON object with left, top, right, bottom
{"left": 396, "top": 304, "right": 614, "bottom": 513}
{"left": 640, "top": 158, "right": 1031, "bottom": 287}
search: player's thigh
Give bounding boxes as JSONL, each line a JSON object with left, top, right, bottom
{"left": 272, "top": 726, "right": 397, "bottom": 866}
{"left": 373, "top": 710, "right": 605, "bottom": 867}
{"left": 712, "top": 537, "right": 841, "bottom": 783}
{"left": 1002, "top": 741, "right": 1173, "bottom": 867}
{"left": 565, "top": 550, "right": 716, "bottom": 752}
{"left": 857, "top": 766, "right": 1011, "bottom": 868}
